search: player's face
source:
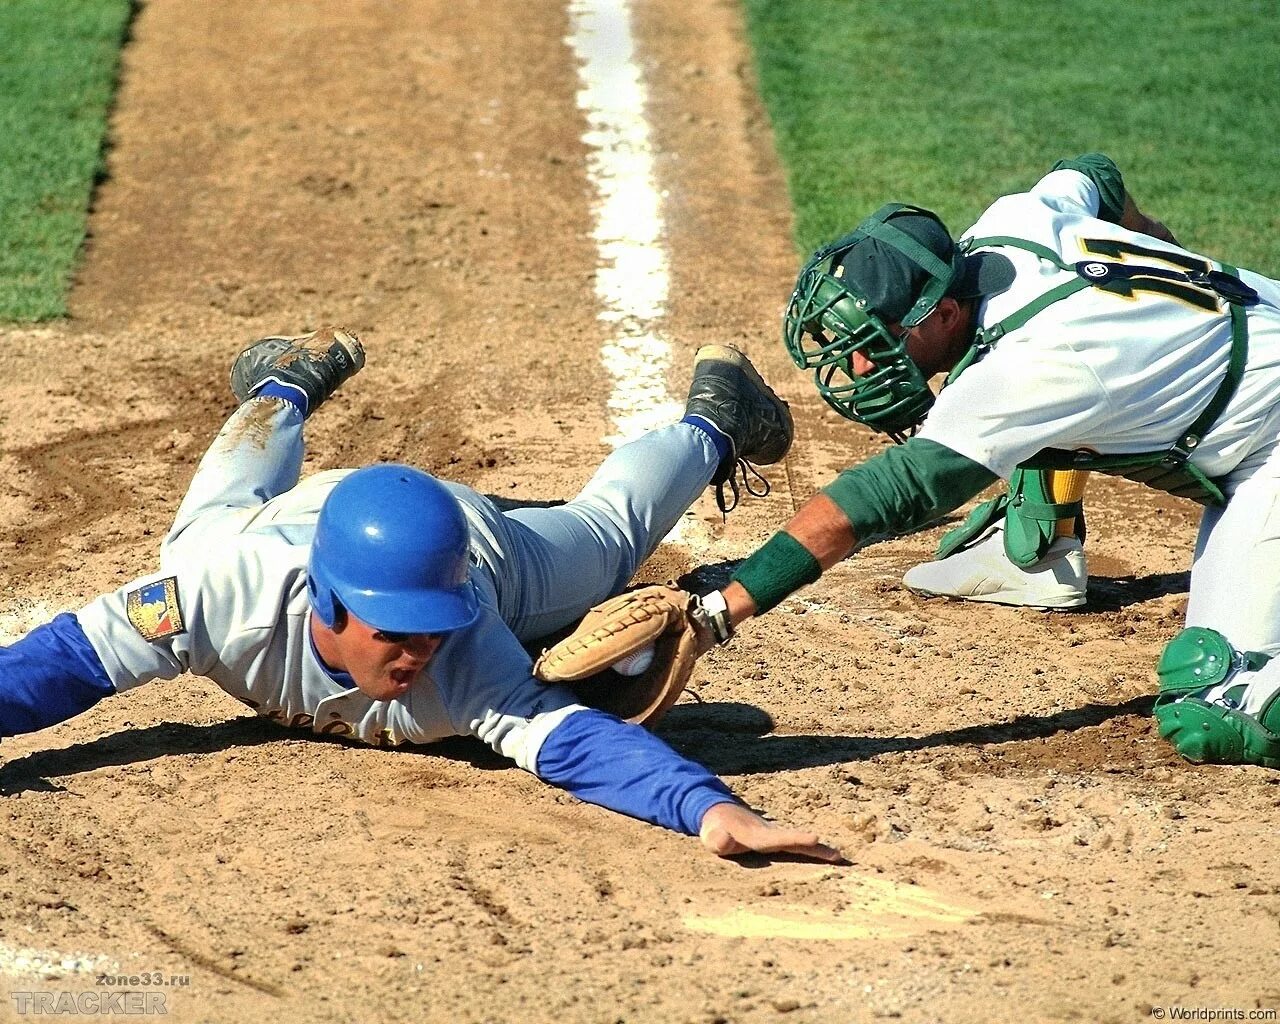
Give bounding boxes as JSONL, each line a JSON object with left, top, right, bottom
{"left": 331, "top": 615, "right": 444, "bottom": 701}
{"left": 845, "top": 305, "right": 953, "bottom": 381}
{"left": 885, "top": 303, "right": 959, "bottom": 379}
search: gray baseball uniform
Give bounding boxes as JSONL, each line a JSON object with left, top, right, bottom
{"left": 76, "top": 398, "right": 717, "bottom": 766}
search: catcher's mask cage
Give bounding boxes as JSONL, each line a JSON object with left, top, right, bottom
{"left": 782, "top": 203, "right": 965, "bottom": 443}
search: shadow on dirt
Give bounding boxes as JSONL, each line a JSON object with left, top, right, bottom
{"left": 680, "top": 561, "right": 1190, "bottom": 615}
{"left": 0, "top": 694, "right": 1158, "bottom": 795}
{"left": 661, "top": 695, "right": 1158, "bottom": 774}
{"left": 0, "top": 715, "right": 537, "bottom": 796}
{"left": 1088, "top": 571, "right": 1189, "bottom": 611}
{"left": 0, "top": 716, "right": 286, "bottom": 795}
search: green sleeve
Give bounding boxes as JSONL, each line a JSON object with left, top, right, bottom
{"left": 1050, "top": 153, "right": 1126, "bottom": 223}
{"left": 822, "top": 437, "right": 997, "bottom": 541}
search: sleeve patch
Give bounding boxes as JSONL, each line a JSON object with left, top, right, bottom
{"left": 126, "top": 577, "right": 186, "bottom": 641}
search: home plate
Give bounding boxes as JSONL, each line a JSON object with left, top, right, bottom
{"left": 0, "top": 944, "right": 119, "bottom": 978}
{"left": 684, "top": 874, "right": 977, "bottom": 941}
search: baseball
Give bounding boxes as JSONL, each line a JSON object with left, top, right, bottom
{"left": 613, "top": 643, "right": 656, "bottom": 676}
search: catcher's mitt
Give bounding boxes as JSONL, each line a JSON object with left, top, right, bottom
{"left": 533, "top": 584, "right": 704, "bottom": 728}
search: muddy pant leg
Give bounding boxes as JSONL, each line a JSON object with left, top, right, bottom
{"left": 0, "top": 614, "right": 116, "bottom": 737}
{"left": 161, "top": 398, "right": 306, "bottom": 567}
{"left": 465, "top": 423, "right": 718, "bottom": 642}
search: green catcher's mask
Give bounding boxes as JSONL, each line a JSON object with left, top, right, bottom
{"left": 783, "top": 204, "right": 965, "bottom": 443}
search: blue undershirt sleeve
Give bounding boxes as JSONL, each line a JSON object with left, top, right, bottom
{"left": 0, "top": 613, "right": 116, "bottom": 737}
{"left": 535, "top": 708, "right": 736, "bottom": 835}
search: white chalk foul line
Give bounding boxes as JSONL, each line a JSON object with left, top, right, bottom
{"left": 568, "top": 0, "right": 717, "bottom": 551}
{"left": 567, "top": 0, "right": 681, "bottom": 447}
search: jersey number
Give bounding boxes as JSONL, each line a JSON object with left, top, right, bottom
{"left": 1079, "top": 238, "right": 1220, "bottom": 312}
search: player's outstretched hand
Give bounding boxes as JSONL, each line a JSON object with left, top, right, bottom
{"left": 699, "top": 802, "right": 846, "bottom": 863}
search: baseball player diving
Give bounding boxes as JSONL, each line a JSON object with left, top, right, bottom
{"left": 0, "top": 328, "right": 842, "bottom": 862}
{"left": 682, "top": 152, "right": 1280, "bottom": 768}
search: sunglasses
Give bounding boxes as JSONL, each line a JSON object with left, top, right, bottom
{"left": 371, "top": 629, "right": 442, "bottom": 645}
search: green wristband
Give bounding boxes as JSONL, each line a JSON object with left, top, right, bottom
{"left": 731, "top": 531, "right": 822, "bottom": 614}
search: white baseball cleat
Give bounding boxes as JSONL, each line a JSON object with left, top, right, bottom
{"left": 903, "top": 524, "right": 1087, "bottom": 609}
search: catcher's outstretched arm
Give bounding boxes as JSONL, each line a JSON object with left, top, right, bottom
{"left": 722, "top": 491, "right": 855, "bottom": 626}
{"left": 723, "top": 441, "right": 996, "bottom": 625}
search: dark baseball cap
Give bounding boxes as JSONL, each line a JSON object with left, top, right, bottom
{"left": 834, "top": 209, "right": 1015, "bottom": 324}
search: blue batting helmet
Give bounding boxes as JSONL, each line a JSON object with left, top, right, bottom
{"left": 307, "top": 464, "right": 480, "bottom": 633}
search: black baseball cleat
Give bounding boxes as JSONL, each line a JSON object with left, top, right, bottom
{"left": 229, "top": 326, "right": 365, "bottom": 417}
{"left": 684, "top": 344, "right": 794, "bottom": 512}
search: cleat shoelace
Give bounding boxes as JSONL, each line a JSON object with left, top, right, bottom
{"left": 714, "top": 459, "right": 771, "bottom": 516}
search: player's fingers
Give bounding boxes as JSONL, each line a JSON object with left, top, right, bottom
{"left": 701, "top": 819, "right": 847, "bottom": 863}
{"left": 781, "top": 839, "right": 848, "bottom": 864}
{"left": 752, "top": 829, "right": 847, "bottom": 864}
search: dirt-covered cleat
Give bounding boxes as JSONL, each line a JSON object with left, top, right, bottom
{"left": 684, "top": 344, "right": 793, "bottom": 512}
{"left": 229, "top": 326, "right": 365, "bottom": 417}
{"left": 903, "top": 523, "right": 1088, "bottom": 609}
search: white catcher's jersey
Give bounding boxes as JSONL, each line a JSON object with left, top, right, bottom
{"left": 917, "top": 167, "right": 1280, "bottom": 484}
{"left": 74, "top": 399, "right": 717, "bottom": 770}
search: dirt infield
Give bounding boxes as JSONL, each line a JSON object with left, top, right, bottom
{"left": 1, "top": 1, "right": 1278, "bottom": 1022}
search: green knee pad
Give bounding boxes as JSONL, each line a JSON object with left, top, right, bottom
{"left": 1153, "top": 627, "right": 1280, "bottom": 767}
{"left": 936, "top": 467, "right": 1084, "bottom": 568}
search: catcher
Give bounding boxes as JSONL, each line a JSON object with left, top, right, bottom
{"left": 0, "top": 329, "right": 841, "bottom": 862}
{"left": 565, "top": 154, "right": 1280, "bottom": 768}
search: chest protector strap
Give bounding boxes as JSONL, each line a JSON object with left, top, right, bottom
{"left": 949, "top": 236, "right": 1254, "bottom": 506}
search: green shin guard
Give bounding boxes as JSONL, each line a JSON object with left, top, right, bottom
{"left": 935, "top": 468, "right": 1084, "bottom": 568}
{"left": 1154, "top": 699, "right": 1280, "bottom": 768}
{"left": 1003, "top": 468, "right": 1084, "bottom": 568}
{"left": 1152, "top": 627, "right": 1280, "bottom": 768}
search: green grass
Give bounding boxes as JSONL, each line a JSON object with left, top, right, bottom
{"left": 743, "top": 0, "right": 1280, "bottom": 274}
{"left": 0, "top": 0, "right": 133, "bottom": 321}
